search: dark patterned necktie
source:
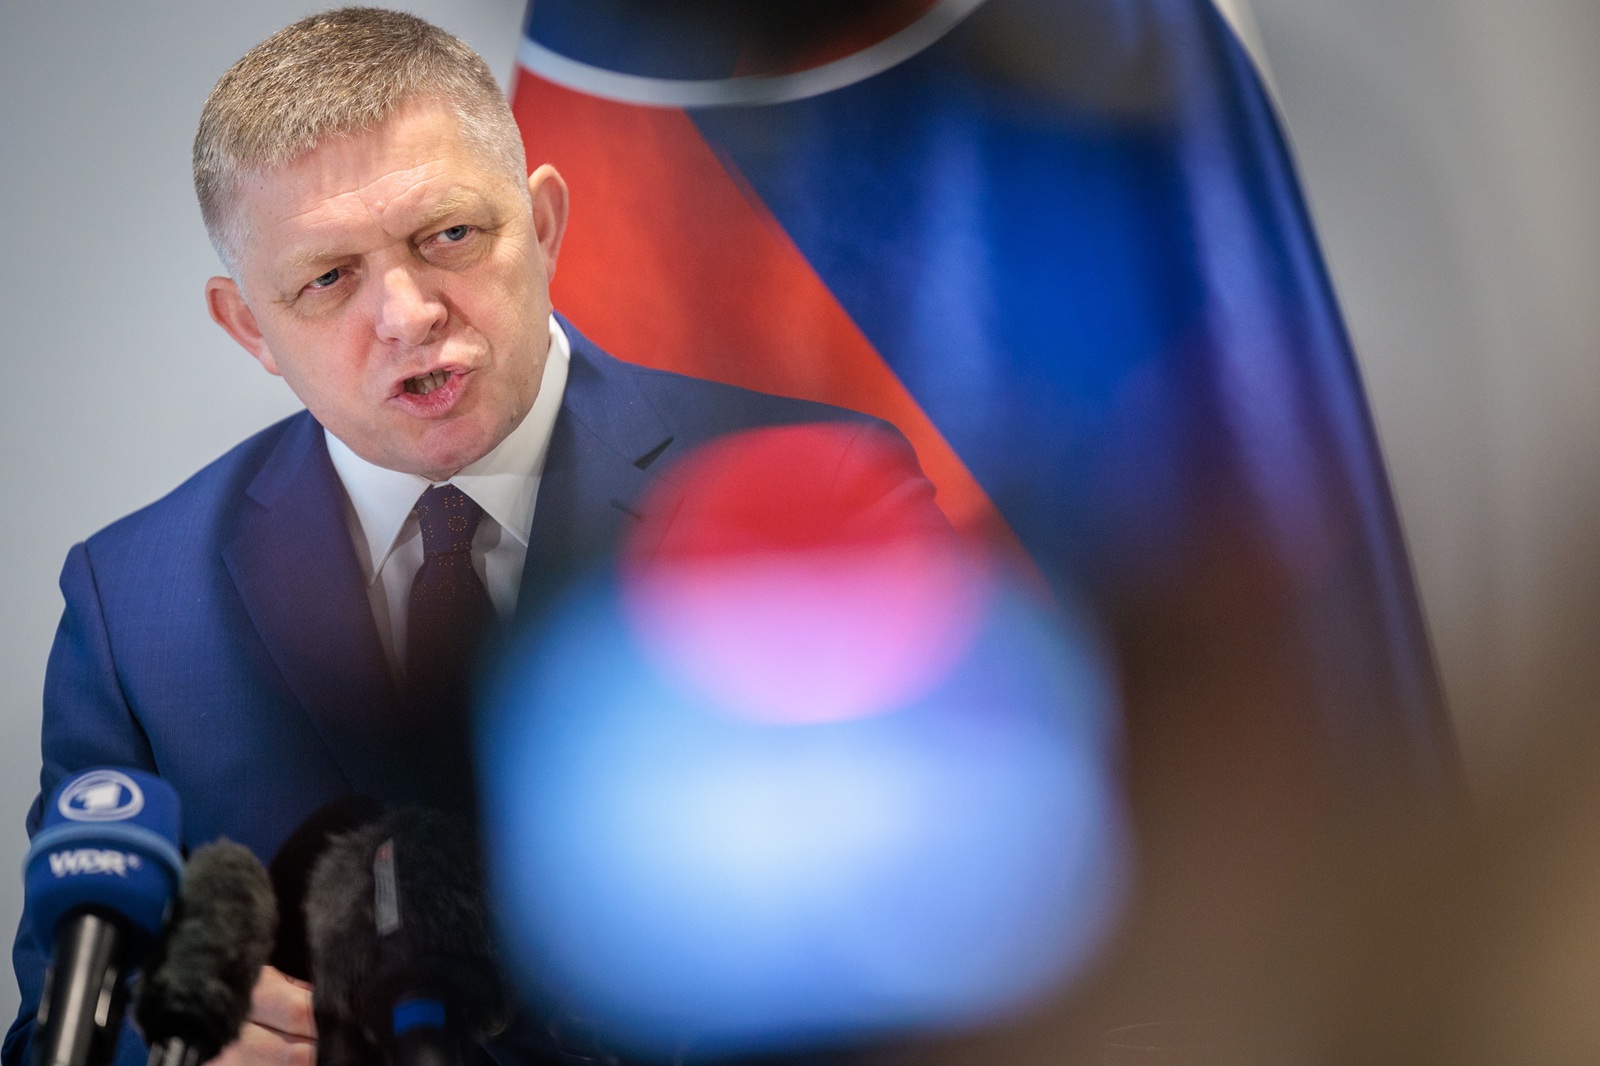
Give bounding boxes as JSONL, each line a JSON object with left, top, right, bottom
{"left": 405, "top": 484, "right": 495, "bottom": 716}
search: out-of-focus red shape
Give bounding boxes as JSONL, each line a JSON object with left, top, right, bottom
{"left": 621, "top": 424, "right": 990, "bottom": 725}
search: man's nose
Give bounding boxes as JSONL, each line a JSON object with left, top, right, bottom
{"left": 371, "top": 266, "right": 447, "bottom": 346}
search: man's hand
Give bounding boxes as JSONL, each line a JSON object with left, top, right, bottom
{"left": 213, "top": 965, "right": 316, "bottom": 1066}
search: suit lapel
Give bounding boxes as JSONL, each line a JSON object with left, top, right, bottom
{"left": 219, "top": 331, "right": 682, "bottom": 799}
{"left": 222, "top": 413, "right": 409, "bottom": 802}
{"left": 518, "top": 324, "right": 678, "bottom": 614}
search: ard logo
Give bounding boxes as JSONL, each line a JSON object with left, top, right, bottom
{"left": 58, "top": 770, "right": 145, "bottom": 823}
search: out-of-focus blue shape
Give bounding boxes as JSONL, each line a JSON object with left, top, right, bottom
{"left": 479, "top": 571, "right": 1127, "bottom": 1058}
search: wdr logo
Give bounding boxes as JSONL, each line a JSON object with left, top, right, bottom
{"left": 47, "top": 849, "right": 143, "bottom": 878}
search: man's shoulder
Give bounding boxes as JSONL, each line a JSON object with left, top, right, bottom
{"left": 625, "top": 358, "right": 866, "bottom": 428}
{"left": 82, "top": 409, "right": 319, "bottom": 559}
{"left": 562, "top": 321, "right": 880, "bottom": 446}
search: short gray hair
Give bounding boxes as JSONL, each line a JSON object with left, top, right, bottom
{"left": 193, "top": 7, "right": 527, "bottom": 277}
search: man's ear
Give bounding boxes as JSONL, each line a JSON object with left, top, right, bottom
{"left": 206, "top": 276, "right": 280, "bottom": 376}
{"left": 527, "top": 164, "right": 569, "bottom": 277}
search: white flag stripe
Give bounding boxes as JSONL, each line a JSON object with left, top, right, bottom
{"left": 1209, "top": 0, "right": 1283, "bottom": 104}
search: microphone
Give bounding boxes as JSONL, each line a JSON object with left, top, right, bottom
{"left": 265, "top": 795, "right": 383, "bottom": 982}
{"left": 24, "top": 768, "right": 185, "bottom": 1066}
{"left": 134, "top": 841, "right": 277, "bottom": 1066}
{"left": 305, "top": 808, "right": 509, "bottom": 1066}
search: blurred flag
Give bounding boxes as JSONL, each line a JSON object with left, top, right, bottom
{"left": 492, "top": 0, "right": 1459, "bottom": 1055}
{"left": 508, "top": 0, "right": 1451, "bottom": 785}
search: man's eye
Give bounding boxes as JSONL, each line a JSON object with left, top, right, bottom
{"left": 308, "top": 267, "right": 342, "bottom": 290}
{"left": 437, "top": 225, "right": 472, "bottom": 243}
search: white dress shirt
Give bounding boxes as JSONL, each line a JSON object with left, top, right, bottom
{"left": 325, "top": 316, "right": 571, "bottom": 677}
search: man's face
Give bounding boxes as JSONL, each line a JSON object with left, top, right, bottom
{"left": 207, "top": 101, "right": 567, "bottom": 480}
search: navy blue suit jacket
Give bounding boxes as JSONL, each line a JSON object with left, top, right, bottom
{"left": 5, "top": 320, "right": 927, "bottom": 1066}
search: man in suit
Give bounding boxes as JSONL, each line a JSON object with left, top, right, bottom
{"left": 5, "top": 9, "right": 936, "bottom": 1066}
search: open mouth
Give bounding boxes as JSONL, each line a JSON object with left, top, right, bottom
{"left": 404, "top": 369, "right": 452, "bottom": 395}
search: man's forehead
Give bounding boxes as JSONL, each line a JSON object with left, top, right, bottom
{"left": 261, "top": 145, "right": 462, "bottom": 220}
{"left": 242, "top": 103, "right": 515, "bottom": 247}
{"left": 273, "top": 185, "right": 486, "bottom": 270}
{"left": 265, "top": 167, "right": 479, "bottom": 233}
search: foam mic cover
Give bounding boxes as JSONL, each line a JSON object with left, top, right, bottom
{"left": 24, "top": 769, "right": 185, "bottom": 1066}
{"left": 135, "top": 841, "right": 277, "bottom": 1066}
{"left": 267, "top": 795, "right": 383, "bottom": 982}
{"left": 305, "top": 808, "right": 509, "bottom": 1066}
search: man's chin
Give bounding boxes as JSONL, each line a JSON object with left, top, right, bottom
{"left": 386, "top": 433, "right": 496, "bottom": 482}
{"left": 409, "top": 451, "right": 484, "bottom": 482}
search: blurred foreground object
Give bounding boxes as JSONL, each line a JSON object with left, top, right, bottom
{"left": 1307, "top": 726, "right": 1600, "bottom": 1066}
{"left": 482, "top": 424, "right": 1129, "bottom": 1058}
{"left": 306, "top": 809, "right": 509, "bottom": 1066}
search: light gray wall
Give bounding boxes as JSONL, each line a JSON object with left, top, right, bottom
{"left": 0, "top": 0, "right": 524, "bottom": 1028}
{"left": 3, "top": 0, "right": 1599, "bottom": 1031}
{"left": 1247, "top": 0, "right": 1600, "bottom": 778}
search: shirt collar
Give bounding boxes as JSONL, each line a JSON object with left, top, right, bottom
{"left": 325, "top": 315, "right": 571, "bottom": 582}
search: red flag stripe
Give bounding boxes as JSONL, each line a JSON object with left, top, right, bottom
{"left": 513, "top": 73, "right": 1015, "bottom": 550}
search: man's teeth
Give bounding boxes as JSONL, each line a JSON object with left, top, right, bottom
{"left": 405, "top": 370, "right": 450, "bottom": 395}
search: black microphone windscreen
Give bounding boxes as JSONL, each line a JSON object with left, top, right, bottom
{"left": 267, "top": 795, "right": 383, "bottom": 981}
{"left": 305, "top": 807, "right": 508, "bottom": 1043}
{"left": 134, "top": 840, "right": 277, "bottom": 1058}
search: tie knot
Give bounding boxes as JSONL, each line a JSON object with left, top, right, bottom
{"left": 413, "top": 484, "right": 484, "bottom": 558}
